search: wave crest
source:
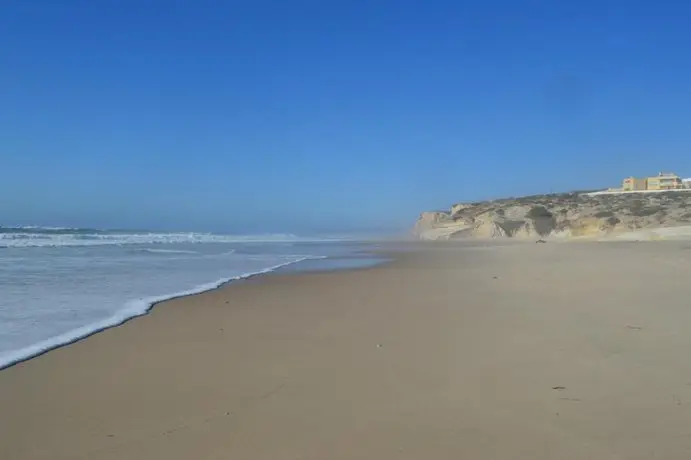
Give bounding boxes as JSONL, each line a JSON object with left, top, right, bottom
{"left": 0, "top": 230, "right": 332, "bottom": 248}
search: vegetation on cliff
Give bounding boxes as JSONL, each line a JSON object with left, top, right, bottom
{"left": 414, "top": 191, "right": 691, "bottom": 240}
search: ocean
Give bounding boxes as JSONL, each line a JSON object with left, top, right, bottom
{"left": 0, "top": 226, "right": 382, "bottom": 369}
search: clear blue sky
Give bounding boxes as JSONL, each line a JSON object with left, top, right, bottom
{"left": 2, "top": 1, "right": 691, "bottom": 232}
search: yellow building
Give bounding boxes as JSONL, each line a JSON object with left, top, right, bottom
{"left": 622, "top": 177, "right": 647, "bottom": 191}
{"left": 646, "top": 172, "right": 683, "bottom": 190}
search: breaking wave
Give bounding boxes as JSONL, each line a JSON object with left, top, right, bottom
{"left": 0, "top": 226, "right": 338, "bottom": 248}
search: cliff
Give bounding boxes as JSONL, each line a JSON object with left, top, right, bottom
{"left": 413, "top": 191, "right": 691, "bottom": 241}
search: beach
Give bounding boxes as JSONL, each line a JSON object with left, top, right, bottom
{"left": 3, "top": 241, "right": 691, "bottom": 459}
{"left": 0, "top": 227, "right": 368, "bottom": 369}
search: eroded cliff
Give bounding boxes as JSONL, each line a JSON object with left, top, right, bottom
{"left": 414, "top": 192, "right": 691, "bottom": 240}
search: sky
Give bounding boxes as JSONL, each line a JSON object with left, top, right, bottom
{"left": 2, "top": 0, "right": 691, "bottom": 233}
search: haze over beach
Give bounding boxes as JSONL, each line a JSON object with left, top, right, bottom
{"left": 3, "top": 1, "right": 691, "bottom": 459}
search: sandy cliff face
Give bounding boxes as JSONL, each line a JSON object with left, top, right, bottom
{"left": 414, "top": 192, "right": 691, "bottom": 240}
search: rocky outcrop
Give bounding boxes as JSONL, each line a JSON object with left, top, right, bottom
{"left": 413, "top": 211, "right": 468, "bottom": 240}
{"left": 414, "top": 191, "right": 691, "bottom": 241}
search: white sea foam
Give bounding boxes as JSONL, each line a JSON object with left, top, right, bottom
{"left": 0, "top": 231, "right": 339, "bottom": 248}
{"left": 11, "top": 226, "right": 82, "bottom": 231}
{"left": 0, "top": 257, "right": 321, "bottom": 370}
{"left": 137, "top": 248, "right": 201, "bottom": 254}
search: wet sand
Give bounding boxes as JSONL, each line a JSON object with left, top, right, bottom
{"left": 2, "top": 241, "right": 691, "bottom": 459}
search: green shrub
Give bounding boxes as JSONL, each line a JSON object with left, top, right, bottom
{"left": 630, "top": 206, "right": 662, "bottom": 217}
{"left": 606, "top": 216, "right": 621, "bottom": 226}
{"left": 526, "top": 206, "right": 553, "bottom": 219}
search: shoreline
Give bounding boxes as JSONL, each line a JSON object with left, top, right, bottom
{"left": 0, "top": 238, "right": 673, "bottom": 372}
{"left": 0, "top": 252, "right": 387, "bottom": 371}
{"left": 4, "top": 241, "right": 691, "bottom": 459}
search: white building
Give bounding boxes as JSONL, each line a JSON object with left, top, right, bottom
{"left": 683, "top": 178, "right": 691, "bottom": 189}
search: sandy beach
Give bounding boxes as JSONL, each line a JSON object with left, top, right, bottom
{"left": 2, "top": 241, "right": 691, "bottom": 459}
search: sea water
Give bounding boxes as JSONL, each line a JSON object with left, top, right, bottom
{"left": 0, "top": 227, "right": 381, "bottom": 369}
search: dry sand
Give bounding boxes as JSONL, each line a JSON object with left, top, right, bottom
{"left": 2, "top": 241, "right": 691, "bottom": 459}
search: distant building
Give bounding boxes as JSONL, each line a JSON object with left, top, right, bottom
{"left": 613, "top": 172, "right": 687, "bottom": 193}
{"left": 622, "top": 177, "right": 647, "bottom": 191}
{"left": 646, "top": 172, "right": 684, "bottom": 190}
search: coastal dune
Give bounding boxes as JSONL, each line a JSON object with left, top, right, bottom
{"left": 2, "top": 241, "right": 691, "bottom": 459}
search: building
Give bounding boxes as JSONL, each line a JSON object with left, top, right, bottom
{"left": 622, "top": 176, "right": 647, "bottom": 191}
{"left": 646, "top": 172, "right": 684, "bottom": 190}
{"left": 614, "top": 172, "right": 686, "bottom": 193}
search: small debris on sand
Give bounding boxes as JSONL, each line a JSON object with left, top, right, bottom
{"left": 625, "top": 324, "right": 643, "bottom": 330}
{"left": 552, "top": 386, "right": 566, "bottom": 390}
